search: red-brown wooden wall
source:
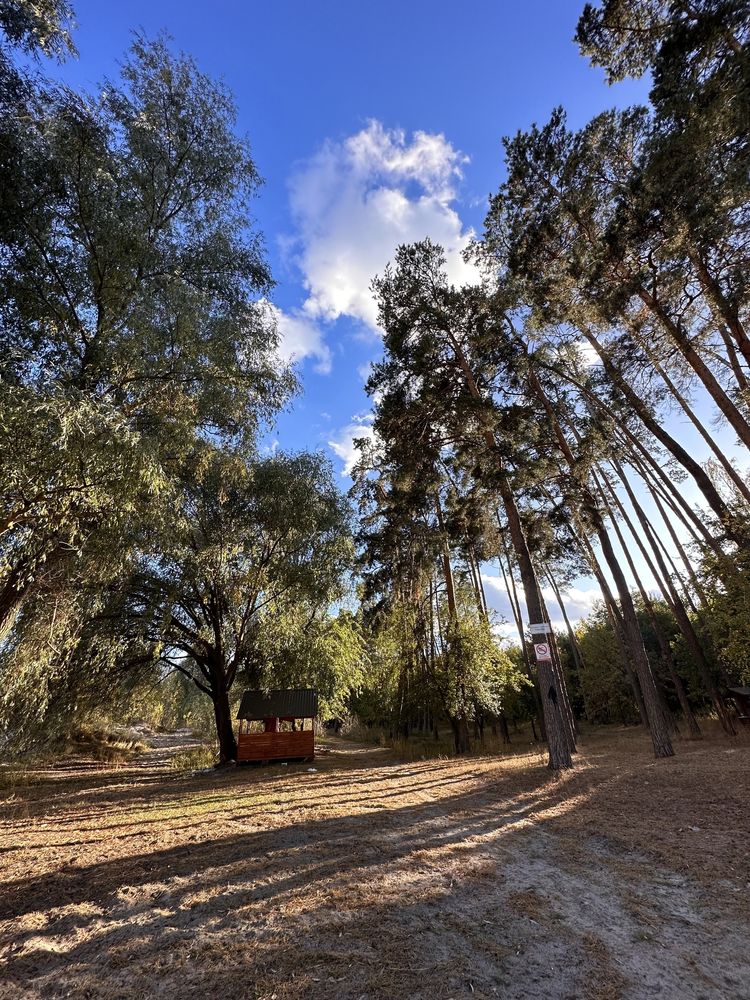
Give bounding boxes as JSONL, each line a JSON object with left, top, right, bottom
{"left": 237, "top": 730, "right": 314, "bottom": 762}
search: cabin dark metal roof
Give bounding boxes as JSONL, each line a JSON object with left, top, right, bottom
{"left": 237, "top": 688, "right": 319, "bottom": 720}
{"left": 728, "top": 686, "right": 750, "bottom": 697}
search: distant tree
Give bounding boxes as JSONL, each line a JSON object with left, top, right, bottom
{"left": 574, "top": 603, "right": 641, "bottom": 725}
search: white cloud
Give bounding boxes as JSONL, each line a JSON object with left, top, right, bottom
{"left": 264, "top": 302, "right": 332, "bottom": 375}
{"left": 577, "top": 339, "right": 600, "bottom": 368}
{"left": 327, "top": 413, "right": 377, "bottom": 476}
{"left": 548, "top": 585, "right": 603, "bottom": 619}
{"left": 288, "top": 120, "right": 478, "bottom": 331}
{"left": 482, "top": 574, "right": 602, "bottom": 626}
{"left": 492, "top": 619, "right": 568, "bottom": 642}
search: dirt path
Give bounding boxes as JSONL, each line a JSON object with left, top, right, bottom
{"left": 1, "top": 728, "right": 748, "bottom": 999}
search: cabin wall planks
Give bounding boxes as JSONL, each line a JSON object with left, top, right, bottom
{"left": 237, "top": 729, "right": 315, "bottom": 762}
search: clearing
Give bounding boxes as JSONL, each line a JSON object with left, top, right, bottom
{"left": 1, "top": 727, "right": 748, "bottom": 1000}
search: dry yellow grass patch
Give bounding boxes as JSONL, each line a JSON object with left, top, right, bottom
{"left": 1, "top": 725, "right": 748, "bottom": 999}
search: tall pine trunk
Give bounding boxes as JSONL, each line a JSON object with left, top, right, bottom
{"left": 593, "top": 470, "right": 702, "bottom": 739}
{"left": 582, "top": 328, "right": 746, "bottom": 547}
{"left": 442, "top": 330, "right": 574, "bottom": 768}
{"left": 566, "top": 515, "right": 650, "bottom": 729}
{"left": 613, "top": 460, "right": 736, "bottom": 735}
{"left": 497, "top": 474, "right": 574, "bottom": 769}
{"left": 635, "top": 286, "right": 750, "bottom": 451}
{"left": 435, "top": 495, "right": 471, "bottom": 754}
{"left": 527, "top": 364, "right": 673, "bottom": 757}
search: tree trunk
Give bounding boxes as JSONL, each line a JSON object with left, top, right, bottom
{"left": 594, "top": 514, "right": 674, "bottom": 757}
{"left": 443, "top": 327, "right": 573, "bottom": 768}
{"left": 613, "top": 459, "right": 736, "bottom": 735}
{"left": 688, "top": 249, "right": 750, "bottom": 374}
{"left": 582, "top": 328, "right": 746, "bottom": 546}
{"left": 497, "top": 536, "right": 547, "bottom": 742}
{"left": 451, "top": 714, "right": 471, "bottom": 754}
{"left": 616, "top": 428, "right": 724, "bottom": 564}
{"left": 636, "top": 286, "right": 750, "bottom": 452}
{"left": 497, "top": 540, "right": 548, "bottom": 742}
{"left": 436, "top": 496, "right": 472, "bottom": 754}
{"left": 714, "top": 324, "right": 750, "bottom": 395}
{"left": 498, "top": 473, "right": 574, "bottom": 768}
{"left": 0, "top": 561, "right": 32, "bottom": 642}
{"left": 593, "top": 470, "right": 702, "bottom": 739}
{"left": 569, "top": 518, "right": 651, "bottom": 729}
{"left": 212, "top": 686, "right": 237, "bottom": 763}
{"left": 642, "top": 344, "right": 750, "bottom": 506}
{"left": 526, "top": 364, "right": 673, "bottom": 757}
{"left": 0, "top": 545, "right": 71, "bottom": 641}
{"left": 499, "top": 712, "right": 511, "bottom": 745}
{"left": 540, "top": 590, "right": 579, "bottom": 739}
{"left": 545, "top": 566, "right": 586, "bottom": 679}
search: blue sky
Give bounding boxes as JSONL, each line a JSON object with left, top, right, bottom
{"left": 49, "top": 0, "right": 734, "bottom": 632}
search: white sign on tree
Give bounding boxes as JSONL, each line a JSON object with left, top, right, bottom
{"left": 534, "top": 642, "right": 552, "bottom": 662}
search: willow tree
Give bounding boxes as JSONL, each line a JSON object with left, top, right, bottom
{"left": 0, "top": 0, "right": 75, "bottom": 59}
{"left": 0, "top": 36, "right": 293, "bottom": 641}
{"left": 76, "top": 450, "right": 353, "bottom": 762}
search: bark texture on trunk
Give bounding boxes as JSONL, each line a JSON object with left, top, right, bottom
{"left": 526, "top": 365, "right": 672, "bottom": 757}
{"left": 498, "top": 473, "right": 574, "bottom": 769}
{"left": 212, "top": 686, "right": 237, "bottom": 763}
{"left": 596, "top": 518, "right": 674, "bottom": 757}
{"left": 0, "top": 545, "right": 71, "bottom": 641}
{"left": 594, "top": 470, "right": 703, "bottom": 740}
{"left": 572, "top": 521, "right": 650, "bottom": 728}
{"left": 636, "top": 287, "right": 750, "bottom": 452}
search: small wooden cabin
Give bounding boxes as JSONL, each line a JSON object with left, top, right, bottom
{"left": 727, "top": 686, "right": 750, "bottom": 726}
{"left": 236, "top": 688, "right": 318, "bottom": 763}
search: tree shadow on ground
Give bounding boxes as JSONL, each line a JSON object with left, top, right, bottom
{"left": 1, "top": 731, "right": 748, "bottom": 1000}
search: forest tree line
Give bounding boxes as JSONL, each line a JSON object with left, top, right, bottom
{"left": 350, "top": 0, "right": 750, "bottom": 769}
{"left": 1, "top": 0, "right": 749, "bottom": 770}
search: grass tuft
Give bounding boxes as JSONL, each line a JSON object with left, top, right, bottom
{"left": 169, "top": 743, "right": 218, "bottom": 772}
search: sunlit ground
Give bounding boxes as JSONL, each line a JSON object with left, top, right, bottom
{"left": 1, "top": 725, "right": 748, "bottom": 999}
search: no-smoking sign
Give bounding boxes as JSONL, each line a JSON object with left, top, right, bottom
{"left": 534, "top": 642, "right": 552, "bottom": 662}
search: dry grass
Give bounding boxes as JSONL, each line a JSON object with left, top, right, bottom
{"left": 168, "top": 743, "right": 219, "bottom": 772}
{"left": 62, "top": 725, "right": 149, "bottom": 763}
{"left": 0, "top": 724, "right": 748, "bottom": 999}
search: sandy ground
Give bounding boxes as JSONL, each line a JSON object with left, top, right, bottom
{"left": 0, "top": 726, "right": 748, "bottom": 1000}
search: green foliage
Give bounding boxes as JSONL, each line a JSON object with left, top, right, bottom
{"left": 126, "top": 670, "right": 218, "bottom": 736}
{"left": 0, "top": 33, "right": 294, "bottom": 640}
{"left": 253, "top": 609, "right": 367, "bottom": 720}
{"left": 575, "top": 603, "right": 641, "bottom": 725}
{"left": 82, "top": 447, "right": 357, "bottom": 756}
{"left": 0, "top": 34, "right": 307, "bottom": 756}
{"left": 3, "top": 0, "right": 750, "bottom": 761}
{"left": 354, "top": 584, "right": 525, "bottom": 738}
{"left": 571, "top": 594, "right": 716, "bottom": 725}
{"left": 0, "top": 0, "right": 75, "bottom": 59}
{"left": 699, "top": 548, "right": 750, "bottom": 683}
{"left": 440, "top": 599, "right": 525, "bottom": 720}
{"left": 123, "top": 447, "right": 353, "bottom": 688}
